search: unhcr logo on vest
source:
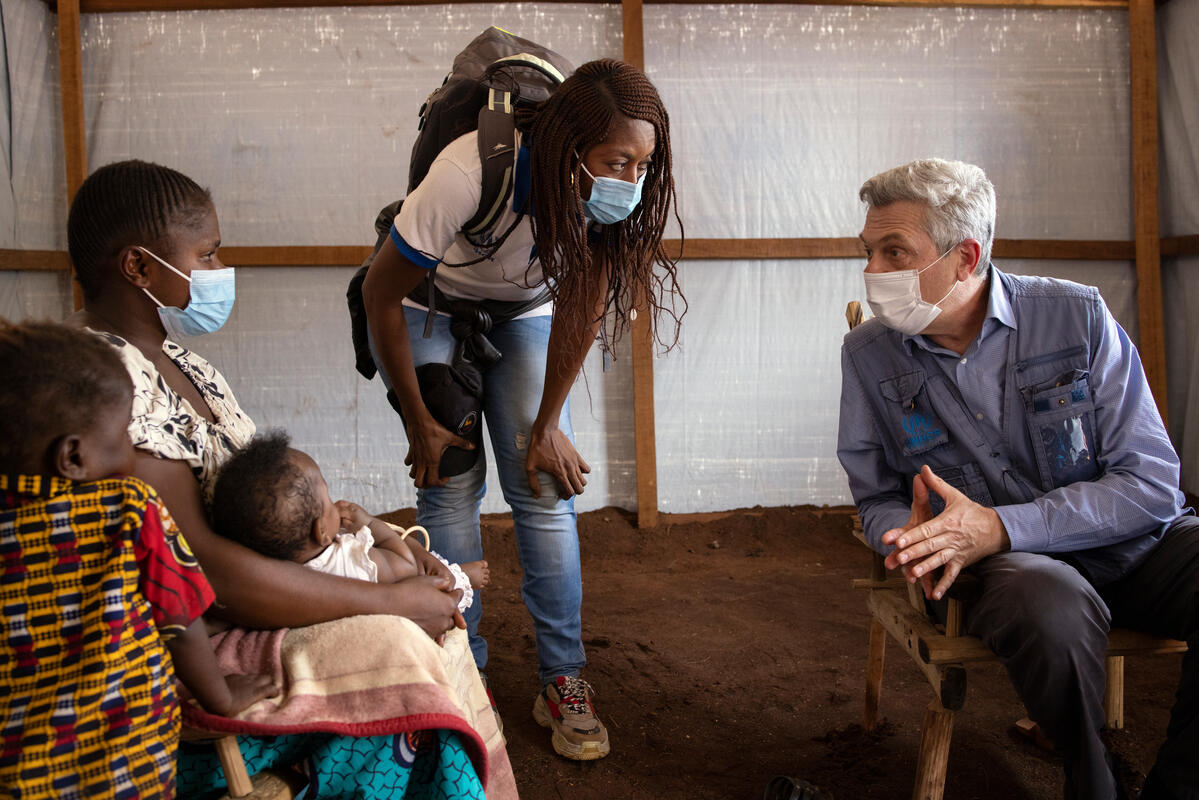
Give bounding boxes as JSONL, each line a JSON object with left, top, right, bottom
{"left": 901, "top": 410, "right": 943, "bottom": 452}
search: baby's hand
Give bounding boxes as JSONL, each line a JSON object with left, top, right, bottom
{"left": 335, "top": 500, "right": 374, "bottom": 532}
{"left": 222, "top": 673, "right": 279, "bottom": 715}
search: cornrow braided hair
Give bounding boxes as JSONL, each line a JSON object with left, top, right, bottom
{"left": 0, "top": 320, "right": 132, "bottom": 472}
{"left": 67, "top": 159, "right": 212, "bottom": 298}
{"left": 520, "top": 59, "right": 686, "bottom": 364}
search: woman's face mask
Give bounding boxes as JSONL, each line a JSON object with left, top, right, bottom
{"left": 579, "top": 159, "right": 645, "bottom": 225}
{"left": 863, "top": 244, "right": 960, "bottom": 335}
{"left": 139, "top": 246, "right": 236, "bottom": 339}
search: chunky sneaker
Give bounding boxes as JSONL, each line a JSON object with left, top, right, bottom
{"left": 532, "top": 675, "right": 610, "bottom": 760}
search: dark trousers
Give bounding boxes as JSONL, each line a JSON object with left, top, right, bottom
{"left": 964, "top": 515, "right": 1199, "bottom": 800}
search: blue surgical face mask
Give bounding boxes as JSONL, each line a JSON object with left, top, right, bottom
{"left": 578, "top": 158, "right": 645, "bottom": 225}
{"left": 139, "top": 247, "right": 236, "bottom": 339}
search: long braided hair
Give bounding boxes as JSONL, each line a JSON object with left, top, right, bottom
{"left": 520, "top": 59, "right": 685, "bottom": 362}
{"left": 68, "top": 160, "right": 212, "bottom": 298}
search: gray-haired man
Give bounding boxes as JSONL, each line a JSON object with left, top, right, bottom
{"left": 838, "top": 157, "right": 1198, "bottom": 799}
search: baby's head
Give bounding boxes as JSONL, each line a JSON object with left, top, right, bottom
{"left": 0, "top": 320, "right": 135, "bottom": 481}
{"left": 210, "top": 430, "right": 340, "bottom": 563}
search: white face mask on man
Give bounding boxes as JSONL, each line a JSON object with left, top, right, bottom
{"left": 863, "top": 244, "right": 961, "bottom": 335}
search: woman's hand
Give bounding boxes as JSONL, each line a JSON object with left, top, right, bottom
{"left": 403, "top": 535, "right": 454, "bottom": 583}
{"left": 405, "top": 414, "right": 475, "bottom": 489}
{"left": 526, "top": 424, "right": 591, "bottom": 500}
{"left": 387, "top": 575, "right": 462, "bottom": 638}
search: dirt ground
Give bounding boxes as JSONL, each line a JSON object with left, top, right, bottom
{"left": 383, "top": 503, "right": 1186, "bottom": 800}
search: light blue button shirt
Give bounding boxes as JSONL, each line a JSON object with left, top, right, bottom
{"left": 838, "top": 268, "right": 1186, "bottom": 578}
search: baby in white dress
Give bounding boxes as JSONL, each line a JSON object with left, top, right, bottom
{"left": 210, "top": 430, "right": 488, "bottom": 613}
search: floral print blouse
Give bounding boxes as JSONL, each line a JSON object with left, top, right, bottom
{"left": 92, "top": 331, "right": 256, "bottom": 502}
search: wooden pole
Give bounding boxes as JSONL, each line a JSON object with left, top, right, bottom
{"left": 55, "top": 0, "right": 88, "bottom": 312}
{"left": 1129, "top": 0, "right": 1167, "bottom": 427}
{"left": 622, "top": 0, "right": 659, "bottom": 529}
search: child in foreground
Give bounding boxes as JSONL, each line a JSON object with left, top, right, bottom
{"left": 0, "top": 321, "right": 278, "bottom": 799}
{"left": 211, "top": 430, "right": 488, "bottom": 612}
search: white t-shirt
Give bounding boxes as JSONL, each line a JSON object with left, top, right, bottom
{"left": 304, "top": 525, "right": 379, "bottom": 582}
{"left": 303, "top": 525, "right": 475, "bottom": 612}
{"left": 391, "top": 130, "right": 552, "bottom": 317}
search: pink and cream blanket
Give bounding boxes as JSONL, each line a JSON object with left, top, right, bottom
{"left": 181, "top": 615, "right": 517, "bottom": 799}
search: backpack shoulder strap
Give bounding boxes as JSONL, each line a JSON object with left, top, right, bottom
{"left": 463, "top": 88, "right": 518, "bottom": 240}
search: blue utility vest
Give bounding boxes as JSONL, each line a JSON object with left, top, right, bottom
{"left": 843, "top": 269, "right": 1165, "bottom": 585}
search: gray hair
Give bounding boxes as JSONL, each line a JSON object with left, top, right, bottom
{"left": 859, "top": 158, "right": 996, "bottom": 275}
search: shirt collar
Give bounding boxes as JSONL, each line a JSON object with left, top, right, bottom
{"left": 986, "top": 264, "right": 1017, "bottom": 331}
{"left": 0, "top": 474, "right": 75, "bottom": 508}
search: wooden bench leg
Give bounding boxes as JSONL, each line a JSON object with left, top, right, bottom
{"left": 214, "top": 735, "right": 254, "bottom": 797}
{"left": 912, "top": 699, "right": 954, "bottom": 800}
{"left": 1104, "top": 654, "right": 1125, "bottom": 730}
{"left": 865, "top": 617, "right": 887, "bottom": 731}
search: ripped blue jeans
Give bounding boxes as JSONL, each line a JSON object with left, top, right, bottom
{"left": 371, "top": 306, "right": 584, "bottom": 686}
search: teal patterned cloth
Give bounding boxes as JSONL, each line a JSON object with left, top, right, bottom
{"left": 177, "top": 729, "right": 486, "bottom": 799}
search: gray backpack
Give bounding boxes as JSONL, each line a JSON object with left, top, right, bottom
{"left": 348, "top": 28, "right": 573, "bottom": 380}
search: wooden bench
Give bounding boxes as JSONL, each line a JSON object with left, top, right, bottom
{"left": 852, "top": 519, "right": 1187, "bottom": 800}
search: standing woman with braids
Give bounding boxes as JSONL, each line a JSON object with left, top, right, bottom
{"left": 363, "top": 59, "right": 684, "bottom": 761}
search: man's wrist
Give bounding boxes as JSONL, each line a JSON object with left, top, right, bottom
{"left": 986, "top": 507, "right": 1011, "bottom": 554}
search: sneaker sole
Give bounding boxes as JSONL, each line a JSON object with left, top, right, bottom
{"left": 533, "top": 696, "right": 611, "bottom": 761}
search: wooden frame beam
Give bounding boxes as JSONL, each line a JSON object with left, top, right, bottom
{"left": 622, "top": 0, "right": 659, "bottom": 529}
{"left": 55, "top": 0, "right": 87, "bottom": 311}
{"left": 1130, "top": 0, "right": 1167, "bottom": 426}
{"left": 0, "top": 250, "right": 72, "bottom": 271}
{"left": 3, "top": 237, "right": 1167, "bottom": 270}
{"left": 1162, "top": 235, "right": 1199, "bottom": 258}
{"left": 57, "top": 0, "right": 1127, "bottom": 10}
{"left": 1, "top": 238, "right": 1146, "bottom": 270}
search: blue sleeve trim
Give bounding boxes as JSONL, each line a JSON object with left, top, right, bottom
{"left": 389, "top": 226, "right": 439, "bottom": 270}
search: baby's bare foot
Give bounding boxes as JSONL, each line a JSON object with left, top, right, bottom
{"left": 462, "top": 560, "right": 490, "bottom": 589}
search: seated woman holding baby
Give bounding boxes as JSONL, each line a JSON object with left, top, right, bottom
{"left": 65, "top": 159, "right": 514, "bottom": 799}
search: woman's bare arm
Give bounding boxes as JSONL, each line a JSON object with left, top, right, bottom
{"left": 363, "top": 242, "right": 474, "bottom": 488}
{"left": 132, "top": 452, "right": 460, "bottom": 636}
{"left": 526, "top": 251, "right": 611, "bottom": 499}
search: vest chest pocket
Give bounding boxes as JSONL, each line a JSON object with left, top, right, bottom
{"left": 1020, "top": 369, "right": 1099, "bottom": 490}
{"left": 927, "top": 462, "right": 994, "bottom": 516}
{"left": 878, "top": 370, "right": 950, "bottom": 457}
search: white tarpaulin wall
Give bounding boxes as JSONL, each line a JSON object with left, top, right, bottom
{"left": 2, "top": 0, "right": 1197, "bottom": 513}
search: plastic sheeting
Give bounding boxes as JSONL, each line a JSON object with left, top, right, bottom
{"left": 1, "top": 0, "right": 1195, "bottom": 512}
{"left": 1159, "top": 0, "right": 1199, "bottom": 499}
